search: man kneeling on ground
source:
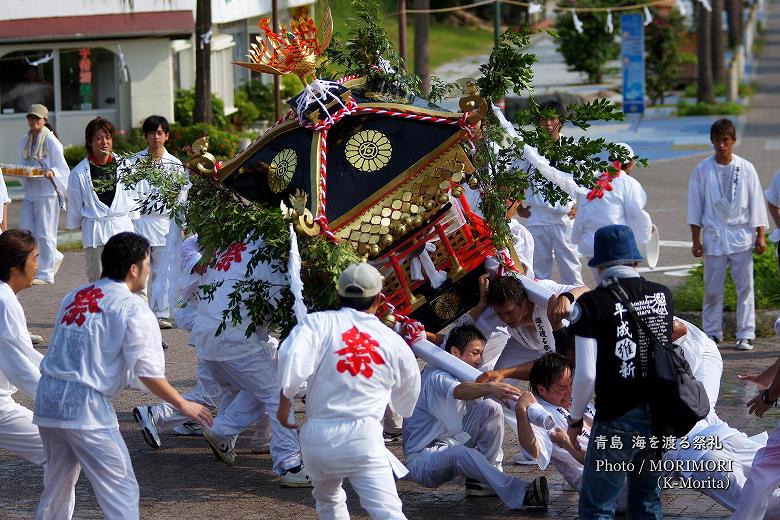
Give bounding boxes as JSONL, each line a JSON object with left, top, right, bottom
{"left": 402, "top": 324, "right": 549, "bottom": 509}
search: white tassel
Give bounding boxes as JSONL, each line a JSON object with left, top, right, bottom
{"left": 644, "top": 6, "right": 654, "bottom": 25}
{"left": 287, "top": 223, "right": 307, "bottom": 323}
{"left": 572, "top": 9, "right": 584, "bottom": 34}
{"left": 606, "top": 10, "right": 614, "bottom": 33}
{"left": 409, "top": 242, "right": 448, "bottom": 289}
{"left": 528, "top": 2, "right": 543, "bottom": 14}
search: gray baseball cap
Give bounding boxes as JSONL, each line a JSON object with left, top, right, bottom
{"left": 337, "top": 263, "right": 384, "bottom": 298}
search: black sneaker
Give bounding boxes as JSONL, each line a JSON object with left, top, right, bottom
{"left": 522, "top": 476, "right": 549, "bottom": 508}
{"left": 383, "top": 431, "right": 402, "bottom": 444}
{"left": 465, "top": 478, "right": 497, "bottom": 497}
{"left": 203, "top": 427, "right": 237, "bottom": 465}
{"left": 133, "top": 406, "right": 161, "bottom": 449}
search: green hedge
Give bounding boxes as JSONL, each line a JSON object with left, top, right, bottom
{"left": 676, "top": 100, "right": 745, "bottom": 116}
{"left": 673, "top": 243, "right": 780, "bottom": 311}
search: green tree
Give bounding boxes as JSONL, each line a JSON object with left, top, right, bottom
{"left": 555, "top": 2, "right": 618, "bottom": 84}
{"left": 646, "top": 8, "right": 685, "bottom": 105}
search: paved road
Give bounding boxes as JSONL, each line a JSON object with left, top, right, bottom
{"left": 4, "top": 3, "right": 780, "bottom": 518}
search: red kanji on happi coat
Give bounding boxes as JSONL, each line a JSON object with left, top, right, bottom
{"left": 61, "top": 285, "right": 104, "bottom": 327}
{"left": 335, "top": 326, "right": 385, "bottom": 379}
{"left": 215, "top": 242, "right": 247, "bottom": 271}
{"left": 587, "top": 161, "right": 623, "bottom": 200}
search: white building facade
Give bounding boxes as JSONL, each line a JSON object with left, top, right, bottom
{"left": 0, "top": 0, "right": 312, "bottom": 163}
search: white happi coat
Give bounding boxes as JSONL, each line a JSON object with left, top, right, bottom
{"left": 0, "top": 172, "right": 10, "bottom": 217}
{"left": 278, "top": 307, "right": 420, "bottom": 478}
{"left": 171, "top": 235, "right": 203, "bottom": 333}
{"left": 279, "top": 307, "right": 420, "bottom": 424}
{"left": 766, "top": 170, "right": 780, "bottom": 242}
{"left": 66, "top": 156, "right": 137, "bottom": 248}
{"left": 190, "top": 240, "right": 285, "bottom": 361}
{"left": 524, "top": 190, "right": 573, "bottom": 227}
{"left": 529, "top": 398, "right": 594, "bottom": 490}
{"left": 687, "top": 154, "right": 768, "bottom": 256}
{"left": 402, "top": 367, "right": 472, "bottom": 459}
{"left": 0, "top": 282, "right": 42, "bottom": 405}
{"left": 34, "top": 280, "right": 165, "bottom": 429}
{"left": 572, "top": 172, "right": 653, "bottom": 258}
{"left": 130, "top": 148, "right": 185, "bottom": 247}
{"left": 17, "top": 131, "right": 70, "bottom": 200}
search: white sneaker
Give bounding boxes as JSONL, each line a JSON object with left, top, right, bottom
{"left": 280, "top": 464, "right": 313, "bottom": 488}
{"left": 736, "top": 339, "right": 754, "bottom": 351}
{"left": 158, "top": 318, "right": 173, "bottom": 330}
{"left": 29, "top": 333, "right": 43, "bottom": 345}
{"left": 32, "top": 278, "right": 51, "bottom": 285}
{"left": 513, "top": 451, "right": 538, "bottom": 465}
{"left": 133, "top": 406, "right": 161, "bottom": 449}
{"left": 173, "top": 421, "right": 203, "bottom": 436}
{"left": 203, "top": 427, "right": 237, "bottom": 466}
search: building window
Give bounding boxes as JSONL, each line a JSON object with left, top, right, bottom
{"left": 0, "top": 50, "right": 55, "bottom": 113}
{"left": 59, "top": 48, "right": 117, "bottom": 111}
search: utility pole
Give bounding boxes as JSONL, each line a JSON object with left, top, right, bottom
{"left": 399, "top": 0, "right": 407, "bottom": 63}
{"left": 495, "top": 0, "right": 502, "bottom": 44}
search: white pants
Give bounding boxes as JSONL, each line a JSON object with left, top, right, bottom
{"left": 0, "top": 401, "right": 45, "bottom": 466}
{"left": 734, "top": 426, "right": 780, "bottom": 519}
{"left": 691, "top": 431, "right": 780, "bottom": 518}
{"left": 84, "top": 246, "right": 104, "bottom": 283}
{"left": 205, "top": 350, "right": 301, "bottom": 474}
{"left": 37, "top": 427, "right": 138, "bottom": 520}
{"left": 20, "top": 197, "right": 62, "bottom": 283}
{"left": 383, "top": 406, "right": 403, "bottom": 434}
{"left": 137, "top": 246, "right": 169, "bottom": 318}
{"left": 527, "top": 224, "right": 583, "bottom": 285}
{"left": 301, "top": 417, "right": 406, "bottom": 520}
{"left": 151, "top": 358, "right": 221, "bottom": 431}
{"left": 406, "top": 399, "right": 528, "bottom": 509}
{"left": 695, "top": 342, "right": 723, "bottom": 409}
{"left": 703, "top": 250, "right": 755, "bottom": 340}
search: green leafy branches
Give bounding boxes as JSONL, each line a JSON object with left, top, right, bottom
{"left": 318, "top": 0, "right": 420, "bottom": 97}
{"left": 476, "top": 27, "right": 537, "bottom": 103}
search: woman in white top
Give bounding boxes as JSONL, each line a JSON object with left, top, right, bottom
{"left": 0, "top": 229, "right": 45, "bottom": 467}
{"left": 66, "top": 117, "right": 137, "bottom": 282}
{"left": 17, "top": 104, "right": 69, "bottom": 284}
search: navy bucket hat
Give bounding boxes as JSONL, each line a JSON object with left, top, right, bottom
{"left": 588, "top": 224, "right": 644, "bottom": 268}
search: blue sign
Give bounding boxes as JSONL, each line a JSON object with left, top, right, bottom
{"left": 621, "top": 14, "right": 645, "bottom": 114}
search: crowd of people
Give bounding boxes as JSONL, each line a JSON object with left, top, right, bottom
{"left": 0, "top": 103, "right": 779, "bottom": 520}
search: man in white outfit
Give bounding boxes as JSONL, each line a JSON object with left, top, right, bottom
{"left": 0, "top": 170, "right": 10, "bottom": 233}
{"left": 571, "top": 142, "right": 653, "bottom": 277}
{"left": 520, "top": 100, "right": 582, "bottom": 285}
{"left": 191, "top": 239, "right": 309, "bottom": 486}
{"left": 18, "top": 104, "right": 69, "bottom": 284}
{"left": 0, "top": 230, "right": 46, "bottom": 467}
{"left": 67, "top": 117, "right": 137, "bottom": 282}
{"left": 734, "top": 346, "right": 780, "bottom": 520}
{"left": 131, "top": 115, "right": 186, "bottom": 328}
{"left": 403, "top": 324, "right": 549, "bottom": 508}
{"left": 32, "top": 232, "right": 212, "bottom": 520}
{"left": 278, "top": 263, "right": 421, "bottom": 519}
{"left": 688, "top": 118, "right": 768, "bottom": 350}
{"left": 764, "top": 168, "right": 780, "bottom": 271}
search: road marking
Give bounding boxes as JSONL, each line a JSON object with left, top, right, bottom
{"left": 658, "top": 240, "right": 694, "bottom": 248}
{"left": 638, "top": 263, "right": 699, "bottom": 274}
